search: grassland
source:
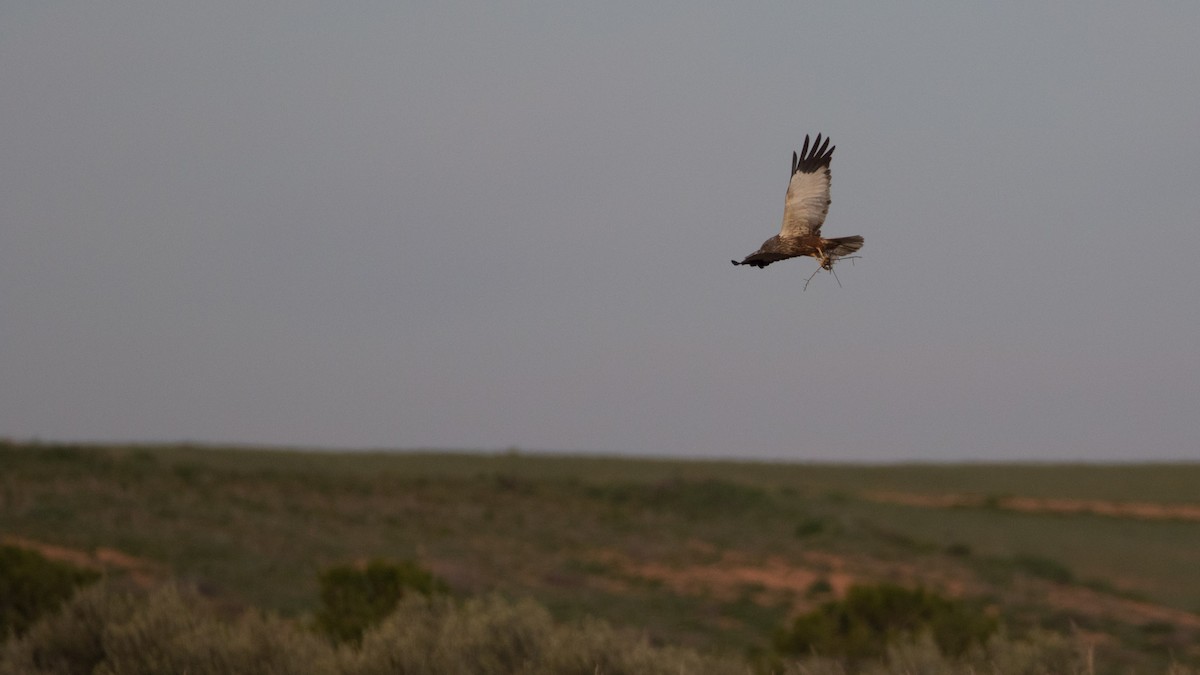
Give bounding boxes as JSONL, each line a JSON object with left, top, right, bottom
{"left": 2, "top": 440, "right": 1198, "bottom": 672}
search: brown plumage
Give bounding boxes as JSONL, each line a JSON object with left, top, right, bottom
{"left": 732, "top": 134, "right": 863, "bottom": 271}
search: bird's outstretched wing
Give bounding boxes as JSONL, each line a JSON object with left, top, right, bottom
{"left": 731, "top": 249, "right": 792, "bottom": 268}
{"left": 779, "top": 134, "right": 834, "bottom": 238}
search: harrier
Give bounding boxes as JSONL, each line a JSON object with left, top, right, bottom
{"left": 731, "top": 134, "right": 863, "bottom": 274}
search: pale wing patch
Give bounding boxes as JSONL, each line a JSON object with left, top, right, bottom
{"left": 779, "top": 168, "right": 831, "bottom": 237}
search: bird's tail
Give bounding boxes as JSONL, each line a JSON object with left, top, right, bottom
{"left": 825, "top": 235, "right": 864, "bottom": 257}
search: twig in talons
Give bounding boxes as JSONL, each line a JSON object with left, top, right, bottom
{"left": 802, "top": 255, "right": 860, "bottom": 291}
{"left": 803, "top": 266, "right": 821, "bottom": 291}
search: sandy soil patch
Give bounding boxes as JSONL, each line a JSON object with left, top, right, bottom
{"left": 2, "top": 534, "right": 163, "bottom": 587}
{"left": 582, "top": 543, "right": 1200, "bottom": 642}
{"left": 584, "top": 547, "right": 926, "bottom": 611}
{"left": 1036, "top": 582, "right": 1200, "bottom": 631}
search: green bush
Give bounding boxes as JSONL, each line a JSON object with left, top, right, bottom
{"left": 805, "top": 579, "right": 834, "bottom": 598}
{"left": 1011, "top": 554, "right": 1074, "bottom": 584}
{"left": 0, "top": 545, "right": 100, "bottom": 639}
{"left": 313, "top": 559, "right": 450, "bottom": 644}
{"left": 774, "top": 583, "right": 998, "bottom": 661}
{"left": 793, "top": 517, "right": 834, "bottom": 538}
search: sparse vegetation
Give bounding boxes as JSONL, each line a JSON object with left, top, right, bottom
{"left": 1011, "top": 554, "right": 1075, "bottom": 584}
{"left": 793, "top": 516, "right": 835, "bottom": 538}
{"left": 1, "top": 441, "right": 1199, "bottom": 673}
{"left": 586, "top": 478, "right": 777, "bottom": 520}
{"left": 943, "top": 542, "right": 971, "bottom": 557}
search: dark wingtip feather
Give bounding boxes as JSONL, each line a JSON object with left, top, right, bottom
{"left": 792, "top": 133, "right": 835, "bottom": 173}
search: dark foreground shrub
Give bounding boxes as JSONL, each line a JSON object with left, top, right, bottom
{"left": 0, "top": 583, "right": 333, "bottom": 675}
{"left": 0, "top": 545, "right": 99, "bottom": 639}
{"left": 0, "top": 581, "right": 135, "bottom": 674}
{"left": 314, "top": 559, "right": 450, "bottom": 644}
{"left": 774, "top": 583, "right": 998, "bottom": 661}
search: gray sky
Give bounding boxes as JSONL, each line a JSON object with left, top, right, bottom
{"left": 3, "top": 2, "right": 1198, "bottom": 461}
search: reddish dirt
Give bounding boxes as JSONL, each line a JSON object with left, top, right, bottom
{"left": 1037, "top": 582, "right": 1200, "bottom": 631}
{"left": 583, "top": 547, "right": 962, "bottom": 612}
{"left": 2, "top": 534, "right": 163, "bottom": 587}
{"left": 861, "top": 491, "right": 1200, "bottom": 522}
{"left": 582, "top": 542, "right": 1200, "bottom": 644}
{"left": 601, "top": 545, "right": 994, "bottom": 603}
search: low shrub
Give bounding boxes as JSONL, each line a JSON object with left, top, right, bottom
{"left": 774, "top": 583, "right": 998, "bottom": 661}
{"left": 96, "top": 586, "right": 334, "bottom": 675}
{"left": 0, "top": 545, "right": 100, "bottom": 639}
{"left": 805, "top": 578, "right": 834, "bottom": 598}
{"left": 0, "top": 581, "right": 136, "bottom": 674}
{"left": 314, "top": 559, "right": 450, "bottom": 644}
{"left": 775, "top": 630, "right": 1102, "bottom": 675}
{"left": 348, "top": 593, "right": 746, "bottom": 675}
{"left": 1011, "top": 554, "right": 1074, "bottom": 584}
{"left": 794, "top": 517, "right": 834, "bottom": 538}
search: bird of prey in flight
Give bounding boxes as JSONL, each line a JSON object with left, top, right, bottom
{"left": 732, "top": 134, "right": 863, "bottom": 275}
